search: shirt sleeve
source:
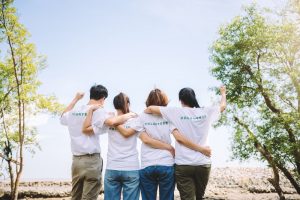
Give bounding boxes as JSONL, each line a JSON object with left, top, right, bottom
{"left": 169, "top": 122, "right": 177, "bottom": 133}
{"left": 160, "top": 107, "right": 181, "bottom": 125}
{"left": 129, "top": 117, "right": 145, "bottom": 132}
{"left": 60, "top": 112, "right": 70, "bottom": 126}
{"left": 92, "top": 108, "right": 110, "bottom": 135}
{"left": 205, "top": 105, "right": 221, "bottom": 123}
{"left": 138, "top": 131, "right": 148, "bottom": 138}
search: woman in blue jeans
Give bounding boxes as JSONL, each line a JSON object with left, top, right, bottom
{"left": 83, "top": 92, "right": 140, "bottom": 200}
{"left": 117, "top": 89, "right": 212, "bottom": 200}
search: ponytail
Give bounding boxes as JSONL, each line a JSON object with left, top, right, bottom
{"left": 113, "top": 92, "right": 130, "bottom": 114}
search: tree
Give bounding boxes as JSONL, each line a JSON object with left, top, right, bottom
{"left": 291, "top": 0, "right": 300, "bottom": 15}
{"left": 0, "top": 0, "right": 63, "bottom": 199}
{"left": 210, "top": 3, "right": 300, "bottom": 200}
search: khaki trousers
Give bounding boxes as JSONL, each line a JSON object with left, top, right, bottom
{"left": 71, "top": 153, "right": 103, "bottom": 200}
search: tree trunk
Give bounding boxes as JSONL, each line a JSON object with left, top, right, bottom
{"left": 12, "top": 173, "right": 20, "bottom": 200}
{"left": 234, "top": 116, "right": 286, "bottom": 200}
{"left": 282, "top": 123, "right": 300, "bottom": 176}
{"left": 234, "top": 116, "right": 300, "bottom": 195}
{"left": 12, "top": 102, "right": 25, "bottom": 200}
{"left": 276, "top": 162, "right": 300, "bottom": 194}
{"left": 268, "top": 166, "right": 285, "bottom": 200}
{"left": 243, "top": 64, "right": 300, "bottom": 177}
{"left": 7, "top": 160, "right": 14, "bottom": 195}
{"left": 254, "top": 142, "right": 286, "bottom": 200}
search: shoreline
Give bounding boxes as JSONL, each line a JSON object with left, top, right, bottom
{"left": 1, "top": 167, "right": 300, "bottom": 200}
{"left": 0, "top": 166, "right": 269, "bottom": 182}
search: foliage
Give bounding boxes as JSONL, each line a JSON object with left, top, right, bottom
{"left": 210, "top": 2, "right": 300, "bottom": 197}
{"left": 0, "top": 0, "right": 63, "bottom": 199}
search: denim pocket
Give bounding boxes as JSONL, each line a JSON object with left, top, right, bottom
{"left": 125, "top": 170, "right": 139, "bottom": 181}
{"left": 158, "top": 166, "right": 174, "bottom": 178}
{"left": 105, "top": 169, "right": 117, "bottom": 181}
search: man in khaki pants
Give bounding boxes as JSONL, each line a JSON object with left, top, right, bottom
{"left": 60, "top": 85, "right": 108, "bottom": 200}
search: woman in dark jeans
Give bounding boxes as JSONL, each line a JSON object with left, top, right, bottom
{"left": 145, "top": 86, "right": 226, "bottom": 200}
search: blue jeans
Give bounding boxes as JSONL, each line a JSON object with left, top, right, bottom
{"left": 139, "top": 165, "right": 175, "bottom": 200}
{"left": 104, "top": 169, "right": 140, "bottom": 200}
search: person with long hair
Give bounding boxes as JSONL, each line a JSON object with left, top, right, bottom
{"left": 82, "top": 92, "right": 140, "bottom": 200}
{"left": 145, "top": 86, "right": 226, "bottom": 200}
{"left": 116, "top": 88, "right": 212, "bottom": 200}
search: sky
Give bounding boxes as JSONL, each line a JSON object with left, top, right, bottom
{"left": 5, "top": 0, "right": 287, "bottom": 180}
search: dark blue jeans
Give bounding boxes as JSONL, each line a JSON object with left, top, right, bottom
{"left": 139, "top": 165, "right": 175, "bottom": 200}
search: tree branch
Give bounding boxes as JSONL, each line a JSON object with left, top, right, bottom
{"left": 241, "top": 63, "right": 300, "bottom": 175}
{"left": 0, "top": 153, "right": 19, "bottom": 165}
{"left": 234, "top": 116, "right": 300, "bottom": 194}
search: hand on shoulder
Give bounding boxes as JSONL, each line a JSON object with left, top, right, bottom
{"left": 90, "top": 104, "right": 103, "bottom": 112}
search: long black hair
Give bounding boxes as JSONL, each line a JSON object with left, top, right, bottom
{"left": 179, "top": 87, "right": 200, "bottom": 108}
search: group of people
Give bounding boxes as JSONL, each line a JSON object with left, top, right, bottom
{"left": 60, "top": 84, "right": 226, "bottom": 200}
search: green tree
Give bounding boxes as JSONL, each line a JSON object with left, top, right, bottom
{"left": 210, "top": 3, "right": 300, "bottom": 200}
{"left": 0, "top": 0, "right": 63, "bottom": 199}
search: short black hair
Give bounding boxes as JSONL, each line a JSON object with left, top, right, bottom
{"left": 90, "top": 85, "right": 108, "bottom": 100}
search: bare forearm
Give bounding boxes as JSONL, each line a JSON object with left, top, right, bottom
{"left": 116, "top": 126, "right": 136, "bottom": 138}
{"left": 220, "top": 93, "right": 226, "bottom": 113}
{"left": 105, "top": 113, "right": 135, "bottom": 126}
{"left": 220, "top": 86, "right": 226, "bottom": 113}
{"left": 140, "top": 133, "right": 170, "bottom": 150}
{"left": 113, "top": 113, "right": 132, "bottom": 125}
{"left": 62, "top": 98, "right": 79, "bottom": 115}
{"left": 147, "top": 139, "right": 170, "bottom": 150}
{"left": 62, "top": 92, "right": 84, "bottom": 115}
{"left": 82, "top": 109, "right": 94, "bottom": 134}
{"left": 173, "top": 130, "right": 202, "bottom": 152}
{"left": 145, "top": 106, "right": 161, "bottom": 115}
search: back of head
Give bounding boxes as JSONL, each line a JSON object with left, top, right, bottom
{"left": 146, "top": 88, "right": 169, "bottom": 107}
{"left": 179, "top": 87, "right": 200, "bottom": 108}
{"left": 90, "top": 84, "right": 108, "bottom": 100}
{"left": 113, "top": 92, "right": 130, "bottom": 114}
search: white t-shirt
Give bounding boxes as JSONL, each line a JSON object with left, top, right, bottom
{"left": 91, "top": 108, "right": 110, "bottom": 135}
{"left": 131, "top": 113, "right": 175, "bottom": 169}
{"left": 92, "top": 112, "right": 139, "bottom": 171}
{"left": 160, "top": 106, "right": 221, "bottom": 166}
{"left": 60, "top": 105, "right": 105, "bottom": 156}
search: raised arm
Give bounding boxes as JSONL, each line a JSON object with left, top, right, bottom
{"left": 172, "top": 129, "right": 211, "bottom": 157}
{"left": 139, "top": 132, "right": 175, "bottom": 157}
{"left": 220, "top": 86, "right": 226, "bottom": 113}
{"left": 144, "top": 106, "right": 161, "bottom": 115}
{"left": 116, "top": 125, "right": 136, "bottom": 138}
{"left": 62, "top": 92, "right": 84, "bottom": 116}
